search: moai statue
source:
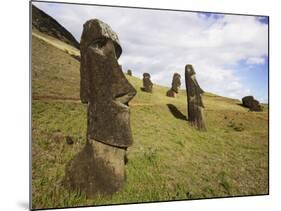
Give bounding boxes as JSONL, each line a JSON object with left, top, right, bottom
{"left": 64, "top": 19, "right": 136, "bottom": 197}
{"left": 127, "top": 69, "right": 132, "bottom": 76}
{"left": 142, "top": 73, "right": 153, "bottom": 92}
{"left": 166, "top": 73, "right": 181, "bottom": 97}
{"left": 185, "top": 64, "right": 206, "bottom": 131}
{"left": 242, "top": 96, "right": 262, "bottom": 111}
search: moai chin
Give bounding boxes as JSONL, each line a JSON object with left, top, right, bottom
{"left": 142, "top": 73, "right": 153, "bottom": 93}
{"left": 64, "top": 19, "right": 136, "bottom": 197}
{"left": 185, "top": 64, "right": 206, "bottom": 131}
{"left": 166, "top": 73, "right": 181, "bottom": 97}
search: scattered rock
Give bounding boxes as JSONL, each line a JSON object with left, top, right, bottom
{"left": 65, "top": 136, "right": 74, "bottom": 145}
{"left": 233, "top": 126, "right": 244, "bottom": 132}
{"left": 242, "top": 96, "right": 262, "bottom": 111}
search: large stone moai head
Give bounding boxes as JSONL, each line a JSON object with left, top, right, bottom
{"left": 171, "top": 73, "right": 181, "bottom": 93}
{"left": 80, "top": 19, "right": 137, "bottom": 147}
{"left": 65, "top": 19, "right": 136, "bottom": 197}
{"left": 242, "top": 96, "right": 262, "bottom": 111}
{"left": 185, "top": 64, "right": 206, "bottom": 131}
{"left": 142, "top": 73, "right": 153, "bottom": 93}
{"left": 80, "top": 20, "right": 122, "bottom": 103}
{"left": 127, "top": 69, "right": 132, "bottom": 76}
{"left": 166, "top": 73, "right": 181, "bottom": 97}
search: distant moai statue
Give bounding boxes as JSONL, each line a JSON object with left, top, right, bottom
{"left": 127, "top": 69, "right": 132, "bottom": 76}
{"left": 242, "top": 96, "right": 262, "bottom": 111}
{"left": 64, "top": 19, "right": 136, "bottom": 197}
{"left": 185, "top": 64, "right": 206, "bottom": 131}
{"left": 142, "top": 73, "right": 153, "bottom": 93}
{"left": 166, "top": 73, "right": 181, "bottom": 97}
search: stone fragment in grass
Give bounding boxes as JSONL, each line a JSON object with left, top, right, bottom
{"left": 65, "top": 136, "right": 74, "bottom": 145}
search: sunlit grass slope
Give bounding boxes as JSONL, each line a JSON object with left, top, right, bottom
{"left": 31, "top": 34, "right": 268, "bottom": 209}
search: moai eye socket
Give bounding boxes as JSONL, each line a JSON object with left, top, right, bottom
{"left": 91, "top": 38, "right": 108, "bottom": 48}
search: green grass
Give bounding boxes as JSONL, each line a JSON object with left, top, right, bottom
{"left": 31, "top": 33, "right": 269, "bottom": 209}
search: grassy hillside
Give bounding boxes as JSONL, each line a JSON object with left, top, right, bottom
{"left": 31, "top": 33, "right": 268, "bottom": 209}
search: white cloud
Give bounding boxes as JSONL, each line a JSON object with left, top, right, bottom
{"left": 246, "top": 57, "right": 265, "bottom": 64}
{"left": 33, "top": 2, "right": 268, "bottom": 102}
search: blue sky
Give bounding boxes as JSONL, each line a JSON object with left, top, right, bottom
{"left": 33, "top": 2, "right": 269, "bottom": 103}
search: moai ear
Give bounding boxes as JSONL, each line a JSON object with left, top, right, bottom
{"left": 80, "top": 51, "right": 89, "bottom": 104}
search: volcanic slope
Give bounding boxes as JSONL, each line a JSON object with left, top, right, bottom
{"left": 31, "top": 31, "right": 268, "bottom": 209}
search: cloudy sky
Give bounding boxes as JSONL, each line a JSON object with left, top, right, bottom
{"left": 33, "top": 2, "right": 269, "bottom": 103}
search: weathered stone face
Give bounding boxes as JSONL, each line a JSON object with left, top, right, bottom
{"left": 142, "top": 73, "right": 153, "bottom": 93}
{"left": 81, "top": 19, "right": 136, "bottom": 148}
{"left": 185, "top": 64, "right": 206, "bottom": 131}
{"left": 242, "top": 96, "right": 262, "bottom": 111}
{"left": 171, "top": 73, "right": 181, "bottom": 93}
{"left": 166, "top": 73, "right": 181, "bottom": 98}
{"left": 80, "top": 19, "right": 123, "bottom": 104}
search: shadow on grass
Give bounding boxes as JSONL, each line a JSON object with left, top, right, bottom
{"left": 167, "top": 104, "right": 187, "bottom": 121}
{"left": 140, "top": 87, "right": 152, "bottom": 93}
